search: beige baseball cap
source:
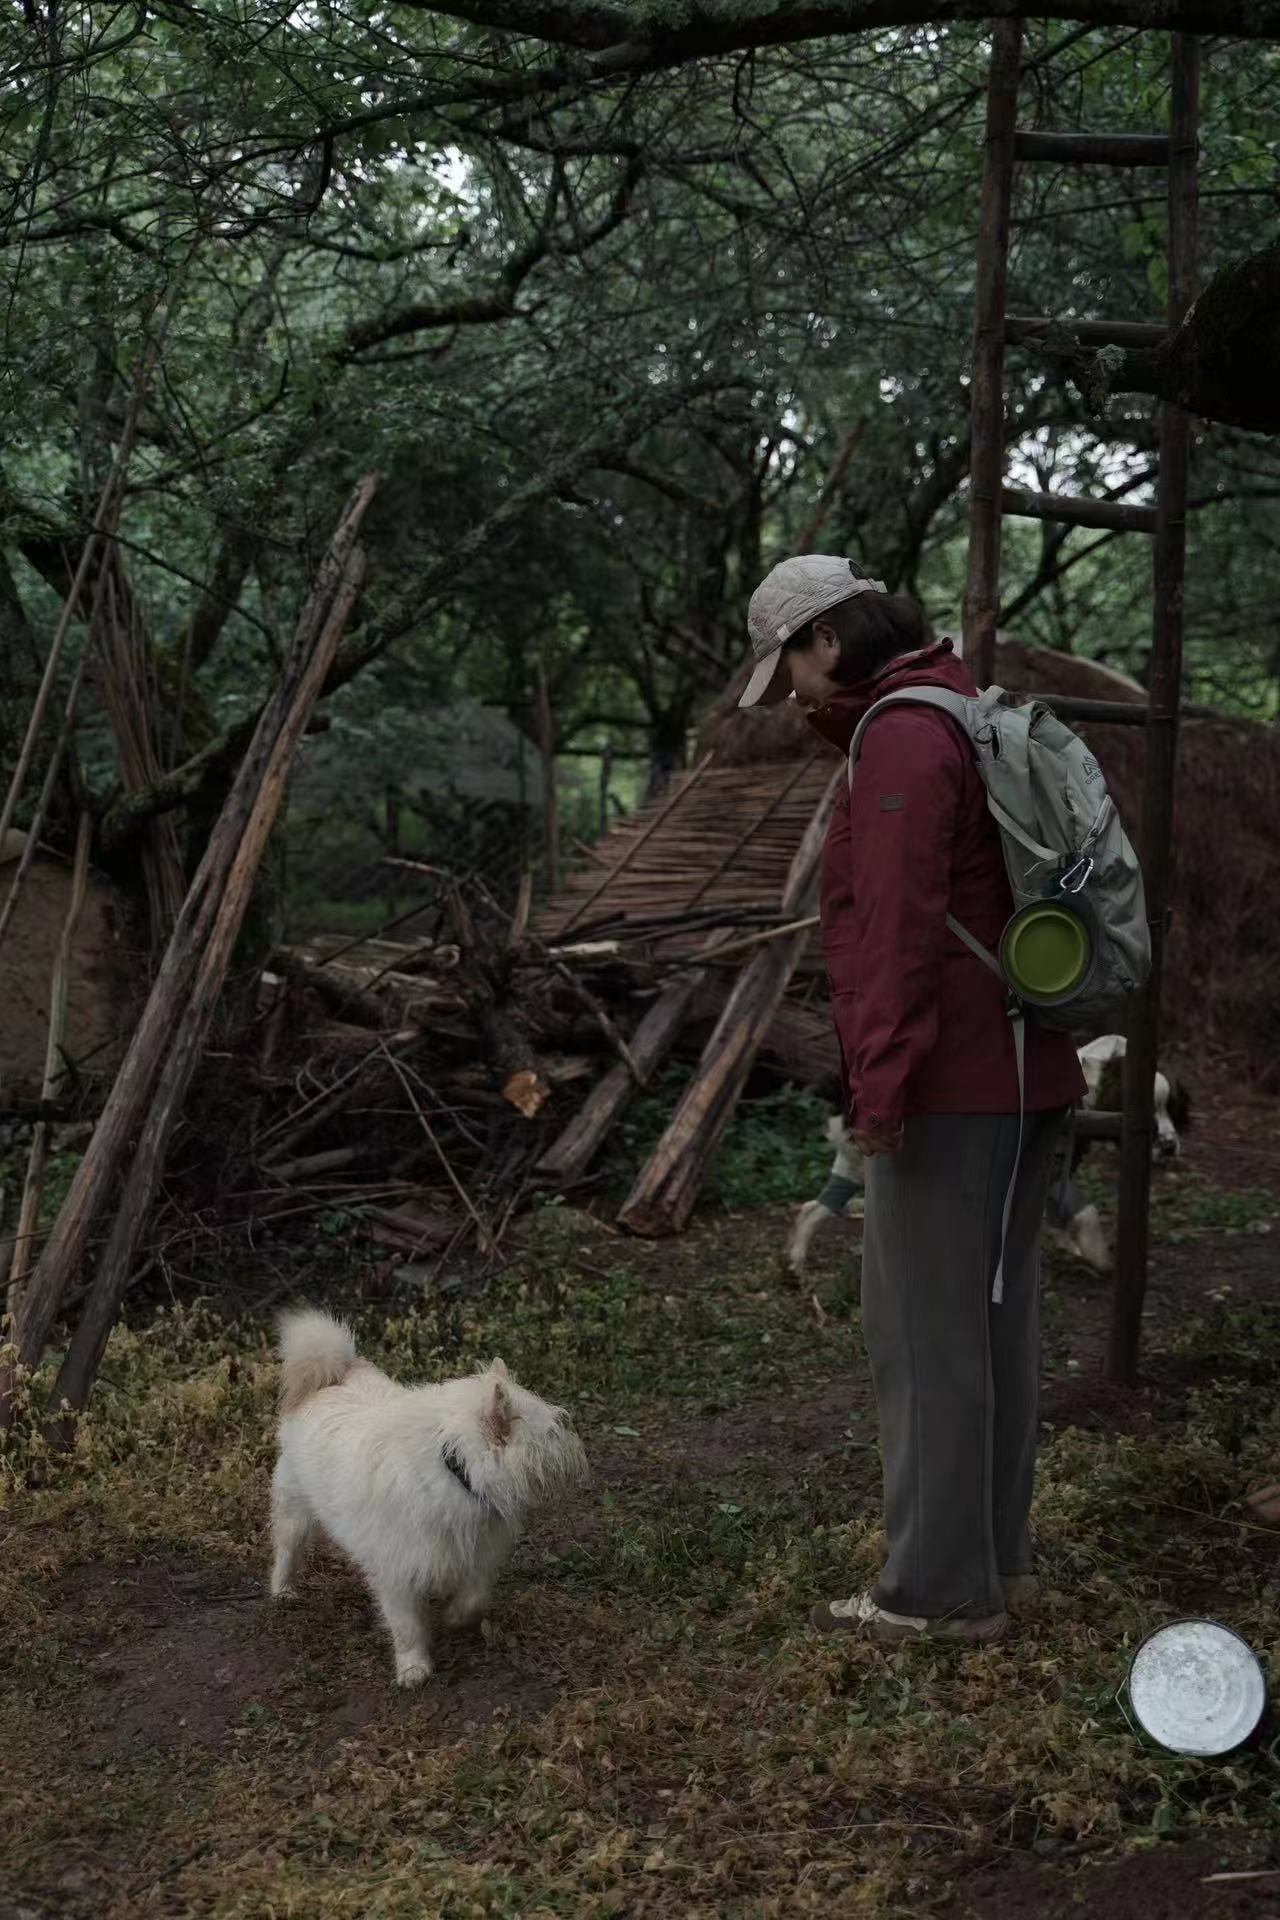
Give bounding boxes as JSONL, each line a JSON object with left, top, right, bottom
{"left": 739, "top": 555, "right": 887, "bottom": 707}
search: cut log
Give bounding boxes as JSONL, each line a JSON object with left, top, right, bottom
{"left": 616, "top": 769, "right": 842, "bottom": 1237}
{"left": 501, "top": 1068, "right": 549, "bottom": 1120}
{"left": 478, "top": 1004, "right": 551, "bottom": 1115}
{"left": 441, "top": 878, "right": 553, "bottom": 1119}
{"left": 266, "top": 1146, "right": 365, "bottom": 1183}
{"left": 535, "top": 964, "right": 708, "bottom": 1184}
{"left": 364, "top": 1204, "right": 461, "bottom": 1254}
{"left": 270, "top": 947, "right": 396, "bottom": 1029}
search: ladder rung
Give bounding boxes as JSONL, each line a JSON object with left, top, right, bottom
{"left": 1032, "top": 695, "right": 1148, "bottom": 728}
{"left": 1001, "top": 486, "right": 1158, "bottom": 535}
{"left": 1005, "top": 314, "right": 1166, "bottom": 350}
{"left": 1072, "top": 1109, "right": 1125, "bottom": 1142}
{"left": 1014, "top": 131, "right": 1171, "bottom": 166}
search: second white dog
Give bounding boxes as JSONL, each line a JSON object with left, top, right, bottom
{"left": 269, "top": 1310, "right": 588, "bottom": 1687}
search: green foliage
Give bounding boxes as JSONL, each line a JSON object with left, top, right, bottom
{"left": 3, "top": 1191, "right": 1279, "bottom": 1915}
{"left": 3, "top": 14, "right": 1280, "bottom": 924}
{"left": 0, "top": 1143, "right": 83, "bottom": 1236}
{"left": 613, "top": 1066, "right": 834, "bottom": 1209}
{"left": 1155, "top": 1177, "right": 1278, "bottom": 1236}
{"left": 1078, "top": 1159, "right": 1279, "bottom": 1239}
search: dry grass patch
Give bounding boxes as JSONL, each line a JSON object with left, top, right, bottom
{"left": 2, "top": 1202, "right": 1278, "bottom": 1917}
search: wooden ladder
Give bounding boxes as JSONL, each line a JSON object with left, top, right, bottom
{"left": 962, "top": 22, "right": 1200, "bottom": 1384}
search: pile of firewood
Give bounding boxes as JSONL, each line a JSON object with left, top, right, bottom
{"left": 235, "top": 814, "right": 840, "bottom": 1264}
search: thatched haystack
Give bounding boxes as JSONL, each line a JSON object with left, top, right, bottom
{"left": 542, "top": 641, "right": 1280, "bottom": 1085}
{"left": 0, "top": 832, "right": 138, "bottom": 1106}
{"left": 987, "top": 643, "right": 1280, "bottom": 1078}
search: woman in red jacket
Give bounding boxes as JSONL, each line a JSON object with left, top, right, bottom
{"left": 740, "top": 555, "right": 1084, "bottom": 1644}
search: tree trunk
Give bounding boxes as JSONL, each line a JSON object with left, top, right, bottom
{"left": 644, "top": 710, "right": 688, "bottom": 803}
{"left": 1051, "top": 245, "right": 1280, "bottom": 436}
{"left": 535, "top": 662, "right": 561, "bottom": 894}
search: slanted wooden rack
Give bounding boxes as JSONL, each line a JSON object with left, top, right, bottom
{"left": 963, "top": 21, "right": 1200, "bottom": 1384}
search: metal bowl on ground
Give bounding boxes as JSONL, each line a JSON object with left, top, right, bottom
{"left": 1127, "top": 1619, "right": 1268, "bottom": 1757}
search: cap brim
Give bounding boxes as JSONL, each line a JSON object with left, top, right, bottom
{"left": 738, "top": 646, "right": 790, "bottom": 709}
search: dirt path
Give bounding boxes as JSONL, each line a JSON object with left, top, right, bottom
{"left": 3, "top": 1088, "right": 1278, "bottom": 1918}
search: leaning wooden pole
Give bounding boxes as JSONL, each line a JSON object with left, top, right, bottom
{"left": 45, "top": 548, "right": 369, "bottom": 1439}
{"left": 617, "top": 770, "right": 841, "bottom": 1238}
{"left": 963, "top": 15, "right": 1023, "bottom": 689}
{"left": 3, "top": 814, "right": 93, "bottom": 1316}
{"left": 0, "top": 348, "right": 158, "bottom": 901}
{"left": 535, "top": 661, "right": 561, "bottom": 897}
{"left": 536, "top": 959, "right": 710, "bottom": 1185}
{"left": 1108, "top": 35, "right": 1199, "bottom": 1385}
{"left": 0, "top": 477, "right": 378, "bottom": 1432}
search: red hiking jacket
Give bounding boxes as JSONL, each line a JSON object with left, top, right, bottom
{"left": 808, "top": 639, "right": 1086, "bottom": 1134}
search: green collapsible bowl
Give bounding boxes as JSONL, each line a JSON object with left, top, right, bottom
{"left": 999, "top": 901, "right": 1091, "bottom": 1006}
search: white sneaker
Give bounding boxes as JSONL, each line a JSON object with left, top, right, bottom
{"left": 810, "top": 1590, "right": 1007, "bottom": 1644}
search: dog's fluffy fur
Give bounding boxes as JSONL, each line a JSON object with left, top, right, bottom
{"left": 270, "top": 1309, "right": 588, "bottom": 1687}
{"left": 788, "top": 1036, "right": 1191, "bottom": 1277}
{"left": 1052, "top": 1035, "right": 1191, "bottom": 1273}
{"left": 786, "top": 1114, "right": 865, "bottom": 1274}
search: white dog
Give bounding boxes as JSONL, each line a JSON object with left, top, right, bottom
{"left": 269, "top": 1310, "right": 588, "bottom": 1687}
{"left": 786, "top": 1114, "right": 866, "bottom": 1274}
{"left": 1045, "top": 1035, "right": 1189, "bottom": 1273}
{"left": 788, "top": 1036, "right": 1189, "bottom": 1277}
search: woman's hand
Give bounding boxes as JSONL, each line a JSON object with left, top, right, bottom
{"left": 853, "top": 1123, "right": 904, "bottom": 1157}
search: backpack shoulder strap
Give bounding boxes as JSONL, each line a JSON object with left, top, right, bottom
{"left": 847, "top": 685, "right": 972, "bottom": 775}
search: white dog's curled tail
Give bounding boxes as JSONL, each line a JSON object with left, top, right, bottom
{"left": 277, "top": 1309, "right": 357, "bottom": 1414}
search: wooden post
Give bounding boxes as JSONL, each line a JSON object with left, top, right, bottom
{"left": 963, "top": 16, "right": 1023, "bottom": 689}
{"left": 616, "top": 770, "right": 841, "bottom": 1237}
{"left": 1109, "top": 34, "right": 1199, "bottom": 1385}
{"left": 535, "top": 662, "right": 560, "bottom": 897}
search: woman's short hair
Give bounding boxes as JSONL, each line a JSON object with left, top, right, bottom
{"left": 785, "top": 590, "right": 929, "bottom": 686}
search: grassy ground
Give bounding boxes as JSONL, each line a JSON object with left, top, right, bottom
{"left": 3, "top": 1102, "right": 1280, "bottom": 1919}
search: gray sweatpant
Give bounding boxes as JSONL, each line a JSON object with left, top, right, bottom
{"left": 860, "top": 1111, "right": 1067, "bottom": 1621}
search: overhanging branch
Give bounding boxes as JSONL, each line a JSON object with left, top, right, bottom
{"left": 96, "top": 374, "right": 748, "bottom": 848}
{"left": 341, "top": 155, "right": 643, "bottom": 358}
{"left": 402, "top": 0, "right": 1280, "bottom": 65}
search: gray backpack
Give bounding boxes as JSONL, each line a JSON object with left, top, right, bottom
{"left": 848, "top": 684, "right": 1150, "bottom": 1300}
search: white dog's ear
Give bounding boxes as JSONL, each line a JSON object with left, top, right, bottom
{"left": 482, "top": 1376, "right": 515, "bottom": 1448}
{"left": 489, "top": 1356, "right": 509, "bottom": 1380}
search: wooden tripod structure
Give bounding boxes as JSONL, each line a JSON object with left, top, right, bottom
{"left": 963, "top": 22, "right": 1200, "bottom": 1383}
